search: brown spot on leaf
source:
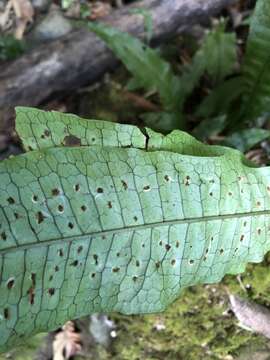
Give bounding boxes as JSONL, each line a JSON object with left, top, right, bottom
{"left": 63, "top": 135, "right": 81, "bottom": 147}
{"left": 7, "top": 197, "right": 15, "bottom": 204}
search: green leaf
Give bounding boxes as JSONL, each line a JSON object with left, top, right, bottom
{"left": 240, "top": 0, "right": 270, "bottom": 122}
{"left": 2, "top": 107, "right": 270, "bottom": 351}
{"left": 88, "top": 22, "right": 183, "bottom": 127}
{"left": 0, "top": 35, "right": 25, "bottom": 61}
{"left": 140, "top": 112, "right": 181, "bottom": 133}
{"left": 179, "top": 21, "right": 237, "bottom": 102}
{"left": 196, "top": 77, "right": 244, "bottom": 118}
{"left": 222, "top": 128, "right": 270, "bottom": 152}
{"left": 202, "top": 21, "right": 237, "bottom": 84}
{"left": 192, "top": 115, "right": 227, "bottom": 141}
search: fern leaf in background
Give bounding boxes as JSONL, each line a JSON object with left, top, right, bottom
{"left": 1, "top": 107, "right": 270, "bottom": 350}
{"left": 240, "top": 0, "right": 270, "bottom": 122}
{"left": 88, "top": 22, "right": 183, "bottom": 130}
{"left": 180, "top": 20, "right": 237, "bottom": 101}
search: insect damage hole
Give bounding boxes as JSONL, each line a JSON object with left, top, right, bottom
{"left": 97, "top": 187, "right": 104, "bottom": 193}
{"left": 58, "top": 205, "right": 64, "bottom": 213}
{"left": 36, "top": 211, "right": 45, "bottom": 224}
{"left": 143, "top": 185, "right": 151, "bottom": 192}
{"left": 52, "top": 188, "right": 60, "bottom": 196}
{"left": 48, "top": 288, "right": 55, "bottom": 296}
{"left": 7, "top": 197, "right": 15, "bottom": 204}
{"left": 74, "top": 184, "right": 80, "bottom": 192}
{"left": 81, "top": 205, "right": 87, "bottom": 212}
{"left": 68, "top": 222, "right": 74, "bottom": 229}
{"left": 1, "top": 232, "right": 7, "bottom": 241}
{"left": 3, "top": 308, "right": 9, "bottom": 320}
{"left": 32, "top": 195, "right": 38, "bottom": 203}
{"left": 6, "top": 278, "right": 15, "bottom": 289}
{"left": 63, "top": 135, "right": 81, "bottom": 147}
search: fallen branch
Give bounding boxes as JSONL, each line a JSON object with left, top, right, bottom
{"left": 0, "top": 0, "right": 236, "bottom": 108}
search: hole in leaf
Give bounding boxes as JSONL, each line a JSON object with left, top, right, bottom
{"left": 4, "top": 308, "right": 9, "bottom": 320}
{"left": 71, "top": 260, "right": 78, "bottom": 267}
{"left": 155, "top": 261, "right": 160, "bottom": 269}
{"left": 77, "top": 246, "right": 83, "bottom": 254}
{"left": 7, "top": 197, "right": 15, "bottom": 204}
{"left": 36, "top": 211, "right": 45, "bottom": 224}
{"left": 91, "top": 273, "right": 96, "bottom": 278}
{"left": 6, "top": 278, "right": 15, "bottom": 290}
{"left": 81, "top": 205, "right": 87, "bottom": 212}
{"left": 97, "top": 187, "right": 103, "bottom": 193}
{"left": 31, "top": 273, "right": 36, "bottom": 286}
{"left": 189, "top": 259, "right": 194, "bottom": 265}
{"left": 133, "top": 216, "right": 138, "bottom": 222}
{"left": 27, "top": 287, "right": 35, "bottom": 305}
{"left": 49, "top": 275, "right": 53, "bottom": 281}
{"left": 165, "top": 244, "right": 171, "bottom": 251}
{"left": 176, "top": 241, "right": 180, "bottom": 248}
{"left": 112, "top": 267, "right": 120, "bottom": 273}
{"left": 48, "top": 288, "right": 55, "bottom": 296}
{"left": 164, "top": 175, "right": 170, "bottom": 182}
{"left": 55, "top": 266, "right": 59, "bottom": 272}
{"left": 143, "top": 185, "right": 150, "bottom": 191}
{"left": 219, "top": 249, "right": 224, "bottom": 255}
{"left": 116, "top": 252, "right": 120, "bottom": 257}
{"left": 93, "top": 254, "right": 98, "bottom": 265}
{"left": 135, "top": 260, "right": 140, "bottom": 267}
{"left": 74, "top": 184, "right": 80, "bottom": 192}
{"left": 107, "top": 201, "right": 112, "bottom": 209}
{"left": 58, "top": 205, "right": 64, "bottom": 212}
{"left": 159, "top": 241, "right": 163, "bottom": 246}
{"left": 132, "top": 276, "right": 138, "bottom": 282}
{"left": 32, "top": 195, "right": 38, "bottom": 202}
{"left": 171, "top": 259, "right": 176, "bottom": 265}
{"left": 68, "top": 222, "right": 74, "bottom": 229}
{"left": 63, "top": 135, "right": 81, "bottom": 147}
{"left": 258, "top": 228, "right": 262, "bottom": 235}
{"left": 58, "top": 249, "right": 64, "bottom": 257}
{"left": 121, "top": 180, "right": 128, "bottom": 190}
{"left": 240, "top": 235, "right": 244, "bottom": 242}
{"left": 44, "top": 129, "right": 50, "bottom": 137}
{"left": 14, "top": 212, "right": 19, "bottom": 219}
{"left": 52, "top": 188, "right": 60, "bottom": 196}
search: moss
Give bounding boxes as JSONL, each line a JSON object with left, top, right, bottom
{"left": 0, "top": 333, "right": 46, "bottom": 360}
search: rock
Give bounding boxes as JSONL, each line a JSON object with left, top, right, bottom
{"left": 31, "top": 0, "right": 51, "bottom": 12}
{"left": 33, "top": 5, "right": 72, "bottom": 41}
{"left": 89, "top": 314, "right": 116, "bottom": 348}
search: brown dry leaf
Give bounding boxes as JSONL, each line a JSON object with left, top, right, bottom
{"left": 11, "top": 0, "right": 34, "bottom": 39}
{"left": 89, "top": 1, "right": 112, "bottom": 20}
{"left": 229, "top": 294, "right": 270, "bottom": 338}
{"left": 0, "top": 0, "right": 13, "bottom": 30}
{"left": 53, "top": 321, "right": 82, "bottom": 360}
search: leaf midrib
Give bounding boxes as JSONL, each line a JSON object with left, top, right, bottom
{"left": 1, "top": 209, "right": 270, "bottom": 255}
